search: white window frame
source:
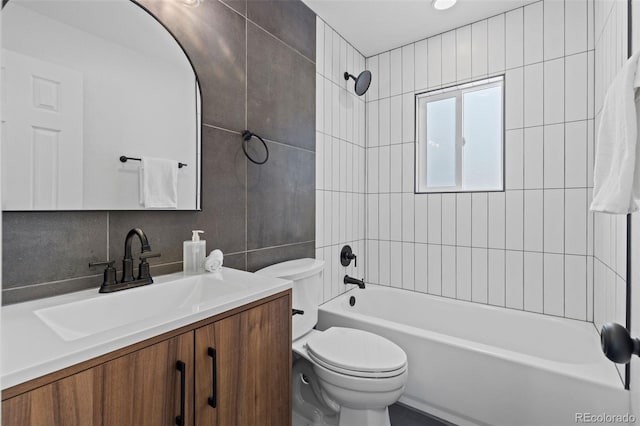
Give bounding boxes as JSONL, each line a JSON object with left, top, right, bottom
{"left": 414, "top": 75, "right": 505, "bottom": 194}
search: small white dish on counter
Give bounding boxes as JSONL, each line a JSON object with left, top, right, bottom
{"left": 1, "top": 268, "right": 291, "bottom": 390}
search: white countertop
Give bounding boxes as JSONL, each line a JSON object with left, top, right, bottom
{"left": 1, "top": 268, "right": 292, "bottom": 390}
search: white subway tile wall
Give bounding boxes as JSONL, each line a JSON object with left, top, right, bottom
{"left": 364, "top": 0, "right": 596, "bottom": 322}
{"left": 316, "top": 18, "right": 367, "bottom": 303}
{"left": 594, "top": 0, "right": 629, "bottom": 383}
{"left": 316, "top": 3, "right": 629, "bottom": 368}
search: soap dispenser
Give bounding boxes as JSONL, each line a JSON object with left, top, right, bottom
{"left": 184, "top": 230, "right": 205, "bottom": 274}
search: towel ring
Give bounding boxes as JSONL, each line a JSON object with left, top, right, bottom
{"left": 241, "top": 130, "right": 269, "bottom": 165}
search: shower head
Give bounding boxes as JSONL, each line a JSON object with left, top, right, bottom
{"left": 344, "top": 70, "right": 372, "bottom": 96}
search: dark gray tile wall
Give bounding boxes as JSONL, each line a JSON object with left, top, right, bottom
{"left": 247, "top": 140, "right": 315, "bottom": 249}
{"left": 2, "top": 0, "right": 316, "bottom": 304}
{"left": 247, "top": 22, "right": 316, "bottom": 151}
{"left": 247, "top": 0, "right": 316, "bottom": 62}
{"left": 246, "top": 241, "right": 315, "bottom": 272}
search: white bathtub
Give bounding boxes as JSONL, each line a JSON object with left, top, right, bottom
{"left": 317, "top": 285, "right": 630, "bottom": 426}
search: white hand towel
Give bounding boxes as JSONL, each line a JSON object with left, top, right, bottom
{"left": 591, "top": 51, "right": 640, "bottom": 214}
{"left": 141, "top": 156, "right": 178, "bottom": 209}
{"left": 205, "top": 249, "right": 224, "bottom": 272}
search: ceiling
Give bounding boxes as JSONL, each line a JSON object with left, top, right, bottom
{"left": 10, "top": 0, "right": 190, "bottom": 69}
{"left": 302, "top": 0, "right": 535, "bottom": 57}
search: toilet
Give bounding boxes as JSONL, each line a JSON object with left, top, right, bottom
{"left": 256, "top": 258, "right": 408, "bottom": 426}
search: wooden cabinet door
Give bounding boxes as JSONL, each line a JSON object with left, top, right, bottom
{"left": 195, "top": 295, "right": 291, "bottom": 426}
{"left": 2, "top": 368, "right": 100, "bottom": 426}
{"left": 100, "top": 332, "right": 194, "bottom": 426}
{"left": 2, "top": 332, "right": 194, "bottom": 426}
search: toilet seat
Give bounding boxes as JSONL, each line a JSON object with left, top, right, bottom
{"left": 305, "top": 327, "right": 407, "bottom": 379}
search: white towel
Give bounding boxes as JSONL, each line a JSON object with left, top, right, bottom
{"left": 140, "top": 156, "right": 178, "bottom": 209}
{"left": 591, "top": 51, "right": 640, "bottom": 214}
{"left": 204, "top": 249, "right": 224, "bottom": 272}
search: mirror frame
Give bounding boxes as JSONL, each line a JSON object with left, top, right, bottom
{"left": 1, "top": 0, "right": 204, "bottom": 212}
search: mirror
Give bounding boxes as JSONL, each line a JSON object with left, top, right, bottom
{"left": 1, "top": 0, "right": 201, "bottom": 210}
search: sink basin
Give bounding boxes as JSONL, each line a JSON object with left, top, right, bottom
{"left": 35, "top": 273, "right": 249, "bottom": 341}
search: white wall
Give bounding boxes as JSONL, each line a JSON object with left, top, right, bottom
{"left": 2, "top": 4, "right": 198, "bottom": 210}
{"left": 315, "top": 17, "right": 367, "bottom": 304}
{"left": 364, "top": 0, "right": 596, "bottom": 322}
{"left": 593, "top": 0, "right": 630, "bottom": 383}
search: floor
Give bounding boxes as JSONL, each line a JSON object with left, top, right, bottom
{"left": 292, "top": 403, "right": 453, "bottom": 426}
{"left": 389, "top": 403, "right": 453, "bottom": 426}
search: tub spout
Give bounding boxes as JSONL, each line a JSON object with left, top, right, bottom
{"left": 344, "top": 275, "right": 365, "bottom": 289}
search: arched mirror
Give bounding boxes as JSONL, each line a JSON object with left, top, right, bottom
{"left": 1, "top": 0, "right": 201, "bottom": 210}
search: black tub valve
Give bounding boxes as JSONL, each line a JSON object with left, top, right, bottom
{"left": 601, "top": 323, "right": 640, "bottom": 364}
{"left": 341, "top": 245, "right": 357, "bottom": 267}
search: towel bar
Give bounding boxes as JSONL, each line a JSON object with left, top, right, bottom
{"left": 120, "top": 156, "right": 187, "bottom": 168}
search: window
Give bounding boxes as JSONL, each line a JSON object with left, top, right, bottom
{"left": 415, "top": 76, "right": 504, "bottom": 193}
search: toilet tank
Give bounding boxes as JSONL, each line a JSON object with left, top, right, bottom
{"left": 256, "top": 258, "right": 324, "bottom": 341}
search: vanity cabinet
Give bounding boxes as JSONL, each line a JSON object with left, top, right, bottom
{"left": 195, "top": 294, "right": 291, "bottom": 426}
{"left": 1, "top": 291, "right": 291, "bottom": 426}
{"left": 2, "top": 332, "right": 194, "bottom": 426}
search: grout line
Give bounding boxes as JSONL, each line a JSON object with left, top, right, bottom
{"left": 106, "top": 212, "right": 110, "bottom": 262}
{"left": 487, "top": 193, "right": 490, "bottom": 303}
{"left": 504, "top": 7, "right": 508, "bottom": 309}
{"left": 541, "top": 0, "right": 546, "bottom": 316}
{"left": 563, "top": 0, "right": 567, "bottom": 317}
{"left": 229, "top": 240, "right": 317, "bottom": 256}
{"left": 3, "top": 275, "right": 104, "bottom": 293}
{"left": 521, "top": 23, "right": 525, "bottom": 311}
{"left": 454, "top": 195, "right": 458, "bottom": 299}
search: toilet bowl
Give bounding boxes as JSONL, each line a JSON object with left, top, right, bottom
{"left": 257, "top": 258, "right": 408, "bottom": 426}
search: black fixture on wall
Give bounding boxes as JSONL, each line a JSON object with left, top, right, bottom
{"left": 241, "top": 130, "right": 269, "bottom": 165}
{"left": 344, "top": 70, "right": 372, "bottom": 96}
{"left": 601, "top": 323, "right": 640, "bottom": 364}
{"left": 340, "top": 245, "right": 357, "bottom": 267}
{"left": 120, "top": 155, "right": 188, "bottom": 169}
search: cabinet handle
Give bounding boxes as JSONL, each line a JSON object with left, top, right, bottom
{"left": 207, "top": 347, "right": 217, "bottom": 408}
{"left": 176, "top": 360, "right": 186, "bottom": 426}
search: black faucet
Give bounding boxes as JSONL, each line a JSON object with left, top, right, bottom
{"left": 121, "top": 228, "right": 152, "bottom": 283}
{"left": 344, "top": 275, "right": 365, "bottom": 289}
{"left": 95, "top": 228, "right": 160, "bottom": 293}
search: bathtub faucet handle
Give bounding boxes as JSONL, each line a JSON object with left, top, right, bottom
{"left": 340, "top": 245, "right": 357, "bottom": 267}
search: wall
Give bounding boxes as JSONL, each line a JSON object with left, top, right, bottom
{"left": 593, "top": 0, "right": 630, "bottom": 382}
{"left": 314, "top": 17, "right": 366, "bottom": 304}
{"left": 364, "top": 0, "right": 597, "bottom": 321}
{"left": 1, "top": 0, "right": 316, "bottom": 303}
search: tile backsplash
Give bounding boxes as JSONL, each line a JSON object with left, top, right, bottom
{"left": 2, "top": 0, "right": 316, "bottom": 304}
